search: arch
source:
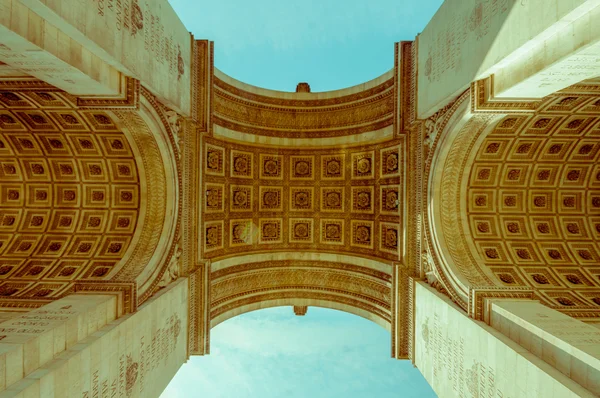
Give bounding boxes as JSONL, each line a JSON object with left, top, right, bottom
{"left": 209, "top": 252, "right": 392, "bottom": 331}
{"left": 0, "top": 82, "right": 180, "bottom": 307}
{"left": 212, "top": 68, "right": 395, "bottom": 147}
{"left": 112, "top": 93, "right": 180, "bottom": 300}
{"left": 0, "top": 88, "right": 142, "bottom": 301}
{"left": 212, "top": 300, "right": 390, "bottom": 331}
{"left": 426, "top": 81, "right": 600, "bottom": 314}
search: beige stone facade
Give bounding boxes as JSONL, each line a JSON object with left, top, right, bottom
{"left": 0, "top": 0, "right": 600, "bottom": 396}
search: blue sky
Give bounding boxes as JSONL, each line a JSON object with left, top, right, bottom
{"left": 169, "top": 0, "right": 444, "bottom": 92}
{"left": 161, "top": 307, "right": 436, "bottom": 397}
{"left": 163, "top": 0, "right": 442, "bottom": 396}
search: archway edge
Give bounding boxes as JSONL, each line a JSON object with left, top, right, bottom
{"left": 211, "top": 252, "right": 392, "bottom": 274}
{"left": 210, "top": 298, "right": 391, "bottom": 331}
{"left": 215, "top": 67, "right": 394, "bottom": 99}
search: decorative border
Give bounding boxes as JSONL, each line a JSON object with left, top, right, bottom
{"left": 188, "top": 262, "right": 211, "bottom": 355}
{"left": 77, "top": 76, "right": 140, "bottom": 110}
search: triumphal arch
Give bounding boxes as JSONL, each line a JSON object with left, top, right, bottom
{"left": 0, "top": 0, "right": 600, "bottom": 396}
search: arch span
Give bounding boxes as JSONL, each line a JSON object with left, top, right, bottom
{"left": 0, "top": 81, "right": 180, "bottom": 310}
{"left": 212, "top": 68, "right": 396, "bottom": 147}
{"left": 426, "top": 80, "right": 600, "bottom": 316}
{"left": 209, "top": 252, "right": 393, "bottom": 331}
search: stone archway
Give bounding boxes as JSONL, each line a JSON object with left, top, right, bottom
{"left": 426, "top": 79, "right": 600, "bottom": 320}
{"left": 209, "top": 253, "right": 392, "bottom": 331}
{"left": 0, "top": 81, "right": 180, "bottom": 315}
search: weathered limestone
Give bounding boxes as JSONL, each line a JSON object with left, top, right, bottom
{"left": 413, "top": 282, "right": 596, "bottom": 397}
{"left": 0, "top": 294, "right": 118, "bottom": 395}
{"left": 490, "top": 300, "right": 600, "bottom": 395}
{"left": 0, "top": 279, "right": 188, "bottom": 398}
{"left": 0, "top": 0, "right": 122, "bottom": 95}
{"left": 0, "top": 0, "right": 192, "bottom": 114}
{"left": 417, "top": 0, "right": 600, "bottom": 117}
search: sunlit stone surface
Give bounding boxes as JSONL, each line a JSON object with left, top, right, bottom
{"left": 0, "top": 0, "right": 599, "bottom": 396}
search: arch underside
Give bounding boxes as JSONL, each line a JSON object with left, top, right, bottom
{"left": 213, "top": 68, "right": 395, "bottom": 144}
{"left": 211, "top": 295, "right": 391, "bottom": 331}
{"left": 209, "top": 256, "right": 392, "bottom": 331}
{"left": 0, "top": 79, "right": 178, "bottom": 309}
{"left": 429, "top": 79, "right": 600, "bottom": 316}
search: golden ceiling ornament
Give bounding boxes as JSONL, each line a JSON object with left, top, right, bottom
{"left": 0, "top": 86, "right": 144, "bottom": 304}
{"left": 202, "top": 135, "right": 402, "bottom": 262}
{"left": 427, "top": 79, "right": 600, "bottom": 318}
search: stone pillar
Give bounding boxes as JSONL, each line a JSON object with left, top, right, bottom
{"left": 0, "top": 0, "right": 192, "bottom": 114}
{"left": 416, "top": 0, "right": 600, "bottom": 117}
{"left": 0, "top": 278, "right": 189, "bottom": 398}
{"left": 490, "top": 300, "right": 600, "bottom": 395}
{"left": 0, "top": 293, "right": 118, "bottom": 394}
{"left": 412, "top": 281, "right": 595, "bottom": 398}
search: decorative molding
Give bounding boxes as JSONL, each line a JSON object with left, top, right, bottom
{"left": 293, "top": 305, "right": 308, "bottom": 316}
{"left": 193, "top": 40, "right": 212, "bottom": 130}
{"left": 135, "top": 87, "right": 184, "bottom": 304}
{"left": 77, "top": 76, "right": 140, "bottom": 110}
{"left": 210, "top": 260, "right": 391, "bottom": 329}
{"left": 189, "top": 262, "right": 211, "bottom": 355}
{"left": 407, "top": 276, "right": 424, "bottom": 363}
{"left": 468, "top": 287, "right": 535, "bottom": 322}
{"left": 391, "top": 262, "right": 414, "bottom": 359}
{"left": 112, "top": 108, "right": 167, "bottom": 284}
{"left": 202, "top": 136, "right": 403, "bottom": 262}
{"left": 74, "top": 281, "right": 137, "bottom": 314}
{"left": 471, "top": 76, "right": 543, "bottom": 114}
{"left": 212, "top": 75, "right": 394, "bottom": 138}
{"left": 422, "top": 91, "right": 483, "bottom": 311}
{"left": 397, "top": 41, "right": 416, "bottom": 133}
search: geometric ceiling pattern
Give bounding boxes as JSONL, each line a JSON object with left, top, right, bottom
{"left": 0, "top": 89, "right": 140, "bottom": 302}
{"left": 467, "top": 94, "right": 600, "bottom": 309}
{"left": 203, "top": 136, "right": 402, "bottom": 262}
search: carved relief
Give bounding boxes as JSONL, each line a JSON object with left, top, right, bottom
{"left": 290, "top": 187, "right": 314, "bottom": 212}
{"left": 259, "top": 187, "right": 283, "bottom": 212}
{"left": 231, "top": 150, "right": 253, "bottom": 179}
{"left": 202, "top": 137, "right": 403, "bottom": 261}
{"left": 351, "top": 220, "right": 374, "bottom": 249}
{"left": 381, "top": 145, "right": 401, "bottom": 177}
{"left": 320, "top": 187, "right": 344, "bottom": 213}
{"left": 351, "top": 186, "right": 374, "bottom": 214}
{"left": 204, "top": 183, "right": 224, "bottom": 213}
{"left": 204, "top": 221, "right": 224, "bottom": 252}
{"left": 289, "top": 218, "right": 314, "bottom": 243}
{"left": 259, "top": 154, "right": 283, "bottom": 179}
{"left": 321, "top": 155, "right": 344, "bottom": 180}
{"left": 230, "top": 219, "right": 253, "bottom": 247}
{"left": 230, "top": 185, "right": 253, "bottom": 212}
{"left": 158, "top": 240, "right": 181, "bottom": 288}
{"left": 213, "top": 76, "right": 394, "bottom": 138}
{"left": 206, "top": 144, "right": 225, "bottom": 176}
{"left": 380, "top": 186, "right": 400, "bottom": 215}
{"left": 430, "top": 82, "right": 600, "bottom": 315}
{"left": 0, "top": 90, "right": 141, "bottom": 296}
{"left": 320, "top": 219, "right": 344, "bottom": 245}
{"left": 352, "top": 151, "right": 375, "bottom": 179}
{"left": 259, "top": 218, "right": 282, "bottom": 244}
{"left": 290, "top": 156, "right": 314, "bottom": 180}
{"left": 380, "top": 223, "right": 399, "bottom": 255}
